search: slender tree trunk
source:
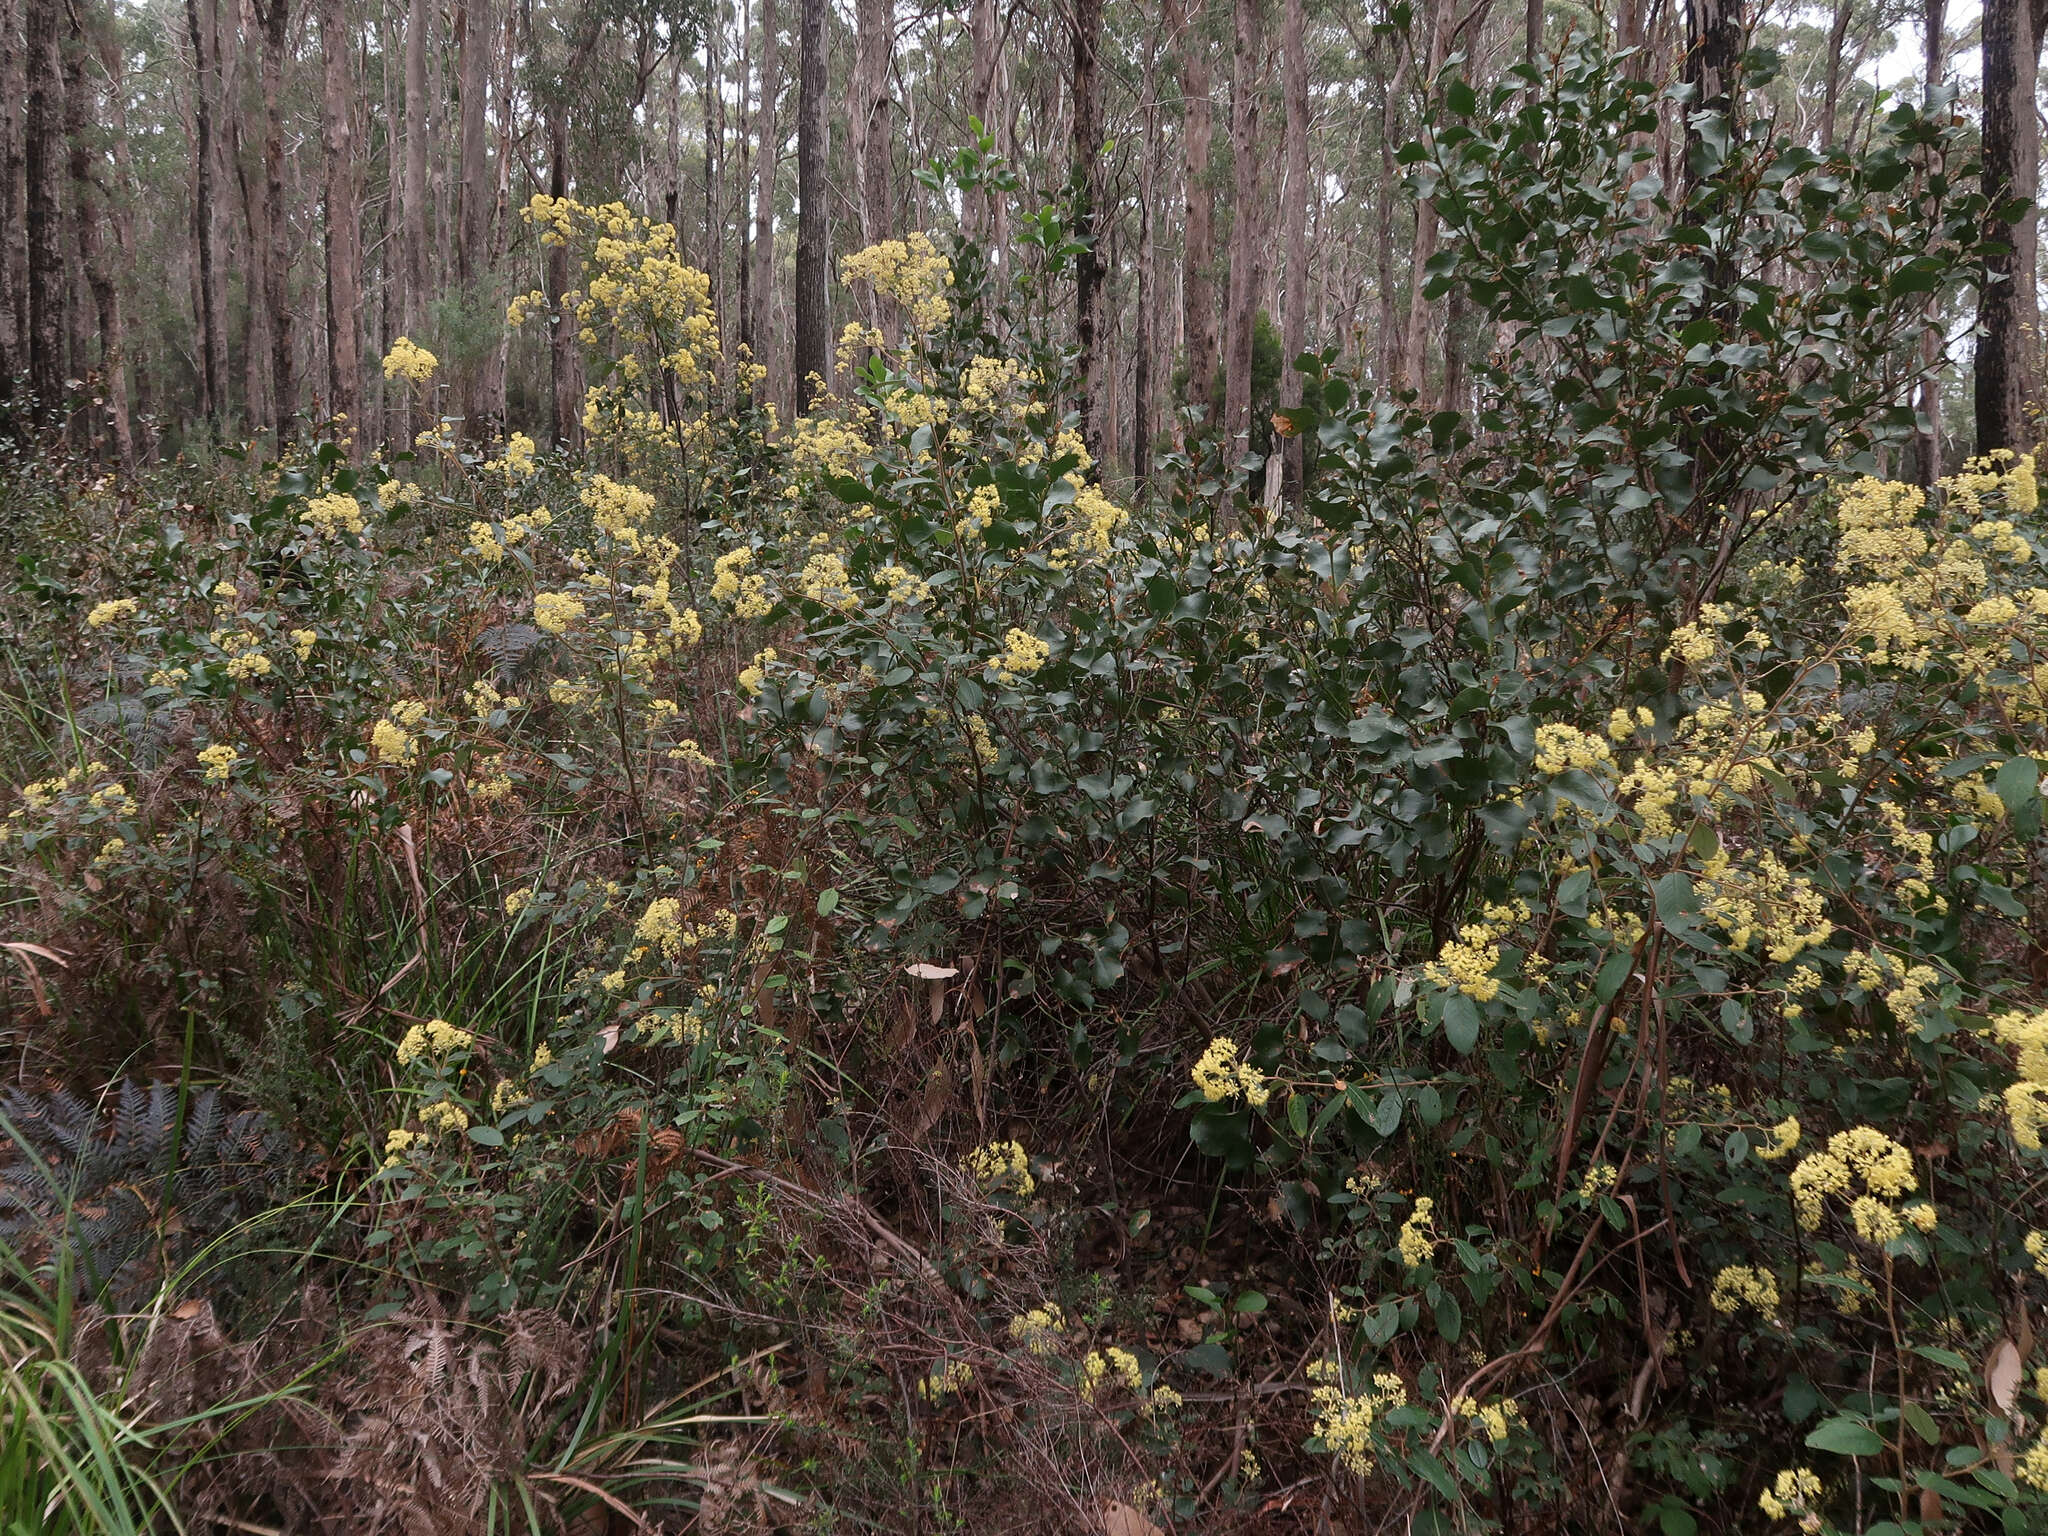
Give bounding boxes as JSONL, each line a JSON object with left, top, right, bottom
{"left": 24, "top": 0, "right": 63, "bottom": 418}
{"left": 319, "top": 0, "right": 361, "bottom": 436}
{"left": 61, "top": 16, "right": 93, "bottom": 447}
{"left": 793, "top": 0, "right": 829, "bottom": 408}
{"left": 0, "top": 0, "right": 23, "bottom": 394}
{"left": 1401, "top": 0, "right": 1451, "bottom": 393}
{"left": 1222, "top": 0, "right": 1261, "bottom": 463}
{"left": 1072, "top": 0, "right": 1104, "bottom": 460}
{"left": 185, "top": 0, "right": 226, "bottom": 422}
{"left": 404, "top": 0, "right": 429, "bottom": 338}
{"left": 970, "top": 0, "right": 1000, "bottom": 237}
{"left": 1180, "top": 0, "right": 1216, "bottom": 431}
{"left": 1375, "top": 43, "right": 1405, "bottom": 387}
{"left": 1915, "top": 0, "right": 1945, "bottom": 482}
{"left": 753, "top": 0, "right": 779, "bottom": 389}
{"left": 457, "top": 0, "right": 491, "bottom": 434}
{"left": 855, "top": 0, "right": 891, "bottom": 243}
{"left": 1977, "top": 0, "right": 2038, "bottom": 453}
{"left": 1280, "top": 0, "right": 1308, "bottom": 499}
{"left": 546, "top": 111, "right": 581, "bottom": 446}
{"left": 1134, "top": 28, "right": 1164, "bottom": 486}
{"left": 258, "top": 0, "right": 294, "bottom": 431}
{"left": 1818, "top": 0, "right": 1851, "bottom": 148}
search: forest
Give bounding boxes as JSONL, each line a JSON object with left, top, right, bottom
{"left": 3, "top": 0, "right": 2048, "bottom": 1528}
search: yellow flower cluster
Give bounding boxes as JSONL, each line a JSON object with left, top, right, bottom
{"left": 533, "top": 591, "right": 586, "bottom": 635}
{"left": 1007, "top": 1303, "right": 1066, "bottom": 1354}
{"left": 395, "top": 1016, "right": 473, "bottom": 1065}
{"left": 965, "top": 714, "right": 998, "bottom": 768}
{"left": 799, "top": 551, "right": 858, "bottom": 610}
{"left": 1450, "top": 1393, "right": 1524, "bottom": 1444}
{"left": 1397, "top": 1197, "right": 1435, "bottom": 1269}
{"left": 789, "top": 411, "right": 871, "bottom": 478}
{"left": 875, "top": 564, "right": 932, "bottom": 606}
{"left": 738, "top": 646, "right": 777, "bottom": 697}
{"left": 957, "top": 483, "right": 1001, "bottom": 542}
{"left": 1995, "top": 1007, "right": 2048, "bottom": 1150}
{"left": 419, "top": 1100, "right": 469, "bottom": 1137}
{"left": 1532, "top": 722, "right": 1616, "bottom": 776}
{"left": 1190, "top": 1036, "right": 1270, "bottom": 1107}
{"left": 1757, "top": 1466, "right": 1822, "bottom": 1521}
{"left": 1788, "top": 1125, "right": 1916, "bottom": 1230}
{"left": 1064, "top": 484, "right": 1129, "bottom": 559}
{"left": 959, "top": 355, "right": 1037, "bottom": 416}
{"left": 382, "top": 1127, "right": 420, "bottom": 1167}
{"left": 991, "top": 627, "right": 1050, "bottom": 684}
{"left": 381, "top": 335, "right": 438, "bottom": 383}
{"left": 582, "top": 474, "right": 655, "bottom": 541}
{"left": 1709, "top": 1264, "right": 1779, "bottom": 1315}
{"left": 1754, "top": 1116, "right": 1800, "bottom": 1161}
{"left": 1306, "top": 1359, "right": 1407, "bottom": 1475}
{"left": 1078, "top": 1346, "right": 1143, "bottom": 1402}
{"left": 290, "top": 629, "right": 317, "bottom": 662}
{"left": 86, "top": 598, "right": 138, "bottom": 629}
{"left": 839, "top": 232, "right": 953, "bottom": 330}
{"left": 963, "top": 1139, "right": 1036, "bottom": 1199}
{"left": 917, "top": 1360, "right": 974, "bottom": 1401}
{"left": 1423, "top": 900, "right": 1526, "bottom": 1003}
{"left": 196, "top": 743, "right": 239, "bottom": 782}
{"left": 303, "top": 492, "right": 366, "bottom": 539}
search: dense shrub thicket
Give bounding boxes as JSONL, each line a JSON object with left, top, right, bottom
{"left": 4, "top": 43, "right": 2048, "bottom": 1536}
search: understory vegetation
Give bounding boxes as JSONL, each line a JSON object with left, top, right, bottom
{"left": 7, "top": 47, "right": 2048, "bottom": 1535}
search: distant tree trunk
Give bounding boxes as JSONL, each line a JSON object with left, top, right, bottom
{"left": 793, "top": 0, "right": 828, "bottom": 408}
{"left": 1976, "top": 0, "right": 2039, "bottom": 454}
{"left": 546, "top": 111, "right": 580, "bottom": 447}
{"left": 1915, "top": 0, "right": 1945, "bottom": 483}
{"left": 1222, "top": 0, "right": 1261, "bottom": 464}
{"left": 1071, "top": 0, "right": 1104, "bottom": 461}
{"left": 1682, "top": 0, "right": 1745, "bottom": 166}
{"left": 1280, "top": 0, "right": 1307, "bottom": 499}
{"left": 64, "top": 5, "right": 131, "bottom": 465}
{"left": 404, "top": 0, "right": 430, "bottom": 339}
{"left": 753, "top": 0, "right": 779, "bottom": 388}
{"left": 1180, "top": 0, "right": 1216, "bottom": 432}
{"left": 184, "top": 0, "right": 226, "bottom": 422}
{"left": 1374, "top": 42, "right": 1406, "bottom": 387}
{"left": 24, "top": 0, "right": 63, "bottom": 418}
{"left": 258, "top": 0, "right": 295, "bottom": 431}
{"left": 1401, "top": 0, "right": 1451, "bottom": 393}
{"left": 1818, "top": 0, "right": 1851, "bottom": 148}
{"left": 319, "top": 0, "right": 362, "bottom": 436}
{"left": 0, "top": 0, "right": 23, "bottom": 394}
{"left": 457, "top": 0, "right": 492, "bottom": 434}
{"left": 969, "top": 0, "right": 1000, "bottom": 238}
{"left": 1133, "top": 30, "right": 1164, "bottom": 486}
{"left": 855, "top": 0, "right": 891, "bottom": 243}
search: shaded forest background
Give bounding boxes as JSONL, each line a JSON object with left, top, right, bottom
{"left": 6, "top": 0, "right": 2048, "bottom": 477}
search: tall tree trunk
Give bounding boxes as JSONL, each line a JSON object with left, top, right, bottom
{"left": 61, "top": 15, "right": 93, "bottom": 447}
{"left": 1280, "top": 0, "right": 1307, "bottom": 499}
{"left": 1222, "top": 0, "right": 1261, "bottom": 464}
{"left": 1977, "top": 0, "right": 2039, "bottom": 453}
{"left": 1818, "top": 0, "right": 1851, "bottom": 148}
{"left": 793, "top": 0, "right": 828, "bottom": 408}
{"left": 1374, "top": 42, "right": 1405, "bottom": 388}
{"left": 546, "top": 110, "right": 580, "bottom": 446}
{"left": 404, "top": 0, "right": 429, "bottom": 338}
{"left": 970, "top": 0, "right": 1000, "bottom": 238}
{"left": 1134, "top": 28, "right": 1164, "bottom": 486}
{"left": 753, "top": 0, "right": 779, "bottom": 391}
{"left": 0, "top": 0, "right": 23, "bottom": 394}
{"left": 855, "top": 0, "right": 891, "bottom": 243}
{"left": 23, "top": 0, "right": 63, "bottom": 419}
{"left": 1401, "top": 0, "right": 1451, "bottom": 393}
{"left": 319, "top": 0, "right": 361, "bottom": 437}
{"left": 1915, "top": 0, "right": 1945, "bottom": 482}
{"left": 457, "top": 0, "right": 491, "bottom": 434}
{"left": 258, "top": 0, "right": 295, "bottom": 431}
{"left": 64, "top": 6, "right": 131, "bottom": 465}
{"left": 1071, "top": 0, "right": 1104, "bottom": 460}
{"left": 184, "top": 0, "right": 226, "bottom": 422}
{"left": 1180, "top": 0, "right": 1216, "bottom": 432}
